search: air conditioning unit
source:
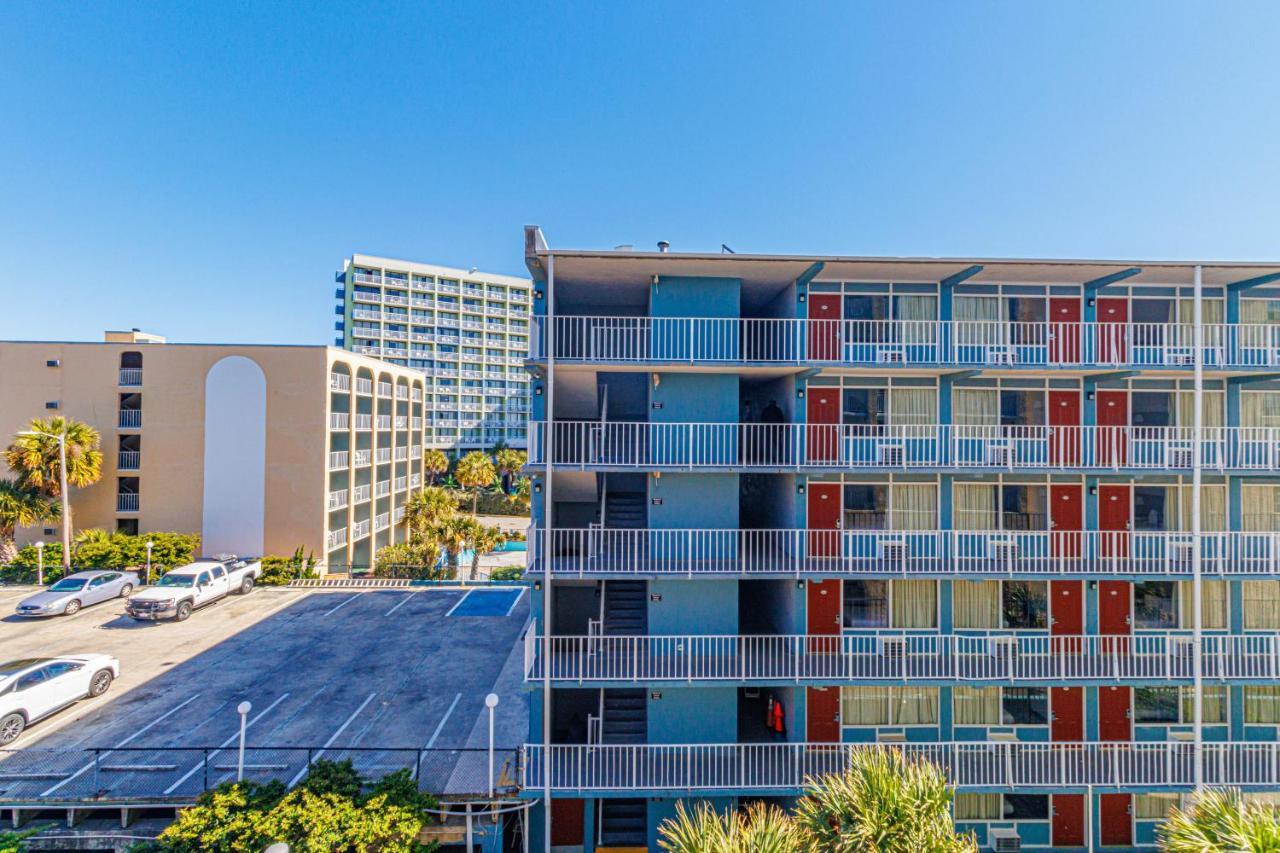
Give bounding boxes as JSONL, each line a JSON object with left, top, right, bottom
{"left": 990, "top": 539, "right": 1019, "bottom": 563}
{"left": 987, "top": 347, "right": 1016, "bottom": 365}
{"left": 878, "top": 443, "right": 905, "bottom": 466}
{"left": 877, "top": 346, "right": 905, "bottom": 364}
{"left": 1167, "top": 445, "right": 1194, "bottom": 468}
{"left": 878, "top": 637, "right": 907, "bottom": 660}
{"left": 879, "top": 539, "right": 909, "bottom": 562}
{"left": 989, "top": 828, "right": 1021, "bottom": 853}
{"left": 1168, "top": 542, "right": 1195, "bottom": 566}
{"left": 986, "top": 444, "right": 1013, "bottom": 466}
{"left": 1170, "top": 636, "right": 1195, "bottom": 661}
{"left": 1165, "top": 347, "right": 1195, "bottom": 366}
{"left": 876, "top": 731, "right": 907, "bottom": 743}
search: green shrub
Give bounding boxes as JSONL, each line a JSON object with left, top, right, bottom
{"left": 2, "top": 532, "right": 199, "bottom": 585}
{"left": 258, "top": 547, "right": 319, "bottom": 586}
{"left": 374, "top": 542, "right": 447, "bottom": 580}
{"left": 490, "top": 565, "right": 524, "bottom": 581}
{"left": 450, "top": 488, "right": 528, "bottom": 517}
{"left": 1, "top": 542, "right": 65, "bottom": 583}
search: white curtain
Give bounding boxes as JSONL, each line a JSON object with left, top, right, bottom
{"left": 892, "top": 483, "right": 937, "bottom": 531}
{"left": 840, "top": 687, "right": 889, "bottom": 726}
{"left": 1244, "top": 581, "right": 1280, "bottom": 629}
{"left": 953, "top": 686, "right": 1001, "bottom": 725}
{"left": 891, "top": 687, "right": 939, "bottom": 725}
{"left": 892, "top": 580, "right": 937, "bottom": 628}
{"left": 896, "top": 295, "right": 937, "bottom": 344}
{"left": 954, "top": 483, "right": 998, "bottom": 530}
{"left": 1241, "top": 392, "right": 1280, "bottom": 428}
{"left": 1242, "top": 485, "right": 1280, "bottom": 532}
{"left": 890, "top": 387, "right": 937, "bottom": 426}
{"left": 954, "top": 581, "right": 1002, "bottom": 629}
{"left": 954, "top": 297, "right": 1001, "bottom": 347}
{"left": 954, "top": 296, "right": 1001, "bottom": 322}
{"left": 953, "top": 389, "right": 999, "bottom": 426}
{"left": 1179, "top": 580, "right": 1226, "bottom": 630}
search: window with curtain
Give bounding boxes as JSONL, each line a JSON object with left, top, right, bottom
{"left": 955, "top": 296, "right": 1001, "bottom": 322}
{"left": 843, "top": 580, "right": 889, "bottom": 629}
{"left": 1178, "top": 298, "right": 1225, "bottom": 326}
{"left": 1178, "top": 580, "right": 1227, "bottom": 629}
{"left": 1244, "top": 581, "right": 1280, "bottom": 629}
{"left": 955, "top": 297, "right": 1002, "bottom": 348}
{"left": 889, "top": 387, "right": 937, "bottom": 426}
{"left": 1003, "top": 581, "right": 1049, "bottom": 629}
{"left": 954, "top": 483, "right": 999, "bottom": 530}
{"left": 891, "top": 580, "right": 937, "bottom": 628}
{"left": 1135, "top": 794, "right": 1180, "bottom": 820}
{"left": 954, "top": 793, "right": 1001, "bottom": 821}
{"left": 891, "top": 686, "right": 939, "bottom": 725}
{"left": 1135, "top": 582, "right": 1178, "bottom": 629}
{"left": 891, "top": 483, "right": 937, "bottom": 531}
{"left": 895, "top": 295, "right": 937, "bottom": 344}
{"left": 1242, "top": 485, "right": 1280, "bottom": 532}
{"left": 1180, "top": 686, "right": 1227, "bottom": 724}
{"left": 1241, "top": 392, "right": 1280, "bottom": 429}
{"left": 953, "top": 388, "right": 999, "bottom": 426}
{"left": 1177, "top": 485, "right": 1227, "bottom": 531}
{"left": 953, "top": 581, "right": 1001, "bottom": 629}
{"left": 1177, "top": 390, "right": 1225, "bottom": 430}
{"left": 953, "top": 686, "right": 1001, "bottom": 725}
{"left": 840, "top": 687, "right": 890, "bottom": 726}
{"left": 1241, "top": 299, "right": 1280, "bottom": 324}
{"left": 1245, "top": 687, "right": 1280, "bottom": 724}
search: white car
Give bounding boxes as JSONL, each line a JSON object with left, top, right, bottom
{"left": 0, "top": 655, "right": 119, "bottom": 745}
{"left": 125, "top": 555, "right": 262, "bottom": 621}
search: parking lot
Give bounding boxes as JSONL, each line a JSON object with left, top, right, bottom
{"left": 0, "top": 584, "right": 530, "bottom": 802}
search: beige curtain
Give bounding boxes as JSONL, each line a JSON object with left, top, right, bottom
{"left": 840, "top": 687, "right": 889, "bottom": 726}
{"left": 897, "top": 295, "right": 937, "bottom": 344}
{"left": 892, "top": 580, "right": 937, "bottom": 628}
{"left": 890, "top": 387, "right": 937, "bottom": 426}
{"left": 1179, "top": 580, "right": 1226, "bottom": 629}
{"left": 1244, "top": 581, "right": 1280, "bottom": 629}
{"left": 1245, "top": 687, "right": 1280, "bottom": 724}
{"left": 1134, "top": 794, "right": 1180, "bottom": 820}
{"left": 1182, "top": 686, "right": 1227, "bottom": 724}
{"left": 954, "top": 296, "right": 1001, "bottom": 323}
{"left": 1241, "top": 299, "right": 1280, "bottom": 324}
{"left": 1242, "top": 485, "right": 1280, "bottom": 532}
{"left": 1178, "top": 485, "right": 1226, "bottom": 531}
{"left": 954, "top": 581, "right": 1002, "bottom": 629}
{"left": 954, "top": 483, "right": 998, "bottom": 530}
{"left": 954, "top": 793, "right": 1002, "bottom": 821}
{"left": 892, "top": 687, "right": 938, "bottom": 725}
{"left": 1241, "top": 392, "right": 1280, "bottom": 428}
{"left": 892, "top": 483, "right": 937, "bottom": 531}
{"left": 1177, "top": 391, "right": 1224, "bottom": 429}
{"left": 953, "top": 389, "right": 999, "bottom": 426}
{"left": 953, "top": 687, "right": 1001, "bottom": 725}
{"left": 1179, "top": 298, "right": 1224, "bottom": 326}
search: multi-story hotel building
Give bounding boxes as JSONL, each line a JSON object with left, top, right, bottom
{"left": 334, "top": 254, "right": 532, "bottom": 451}
{"left": 0, "top": 332, "right": 426, "bottom": 571}
{"left": 521, "top": 226, "right": 1280, "bottom": 851}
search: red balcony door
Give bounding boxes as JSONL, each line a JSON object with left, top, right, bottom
{"left": 806, "top": 579, "right": 841, "bottom": 654}
{"left": 1098, "top": 484, "right": 1131, "bottom": 559}
{"left": 807, "top": 483, "right": 841, "bottom": 558}
{"left": 1099, "top": 581, "right": 1132, "bottom": 635}
{"left": 1100, "top": 793, "right": 1133, "bottom": 847}
{"left": 1051, "top": 687, "right": 1084, "bottom": 741}
{"left": 1049, "top": 297, "right": 1081, "bottom": 364}
{"left": 1096, "top": 390, "right": 1129, "bottom": 466}
{"left": 1050, "top": 484, "right": 1083, "bottom": 561}
{"left": 1051, "top": 581, "right": 1083, "bottom": 635}
{"left": 806, "top": 686, "right": 840, "bottom": 742}
{"left": 1052, "top": 793, "right": 1086, "bottom": 848}
{"left": 808, "top": 294, "right": 841, "bottom": 362}
{"left": 1099, "top": 685, "right": 1133, "bottom": 741}
{"left": 1097, "top": 297, "right": 1129, "bottom": 364}
{"left": 806, "top": 389, "right": 840, "bottom": 465}
{"left": 1049, "top": 391, "right": 1081, "bottom": 466}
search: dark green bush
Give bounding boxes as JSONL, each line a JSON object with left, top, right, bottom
{"left": 490, "top": 565, "right": 524, "bottom": 581}
{"left": 258, "top": 547, "right": 319, "bottom": 586}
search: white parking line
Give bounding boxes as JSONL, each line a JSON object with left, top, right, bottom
{"left": 287, "top": 692, "right": 377, "bottom": 787}
{"left": 504, "top": 586, "right": 526, "bottom": 616}
{"left": 443, "top": 591, "right": 471, "bottom": 617}
{"left": 322, "top": 593, "right": 362, "bottom": 617}
{"left": 424, "top": 693, "right": 462, "bottom": 749}
{"left": 163, "top": 693, "right": 291, "bottom": 794}
{"left": 41, "top": 693, "right": 202, "bottom": 796}
{"left": 383, "top": 592, "right": 415, "bottom": 617}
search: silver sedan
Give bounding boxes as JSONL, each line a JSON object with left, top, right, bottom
{"left": 14, "top": 570, "right": 140, "bottom": 617}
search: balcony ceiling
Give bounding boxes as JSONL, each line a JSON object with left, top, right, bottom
{"left": 540, "top": 250, "right": 1280, "bottom": 289}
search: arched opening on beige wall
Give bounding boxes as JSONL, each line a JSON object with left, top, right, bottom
{"left": 202, "top": 356, "right": 266, "bottom": 557}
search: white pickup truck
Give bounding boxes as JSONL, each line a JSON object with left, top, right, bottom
{"left": 125, "top": 555, "right": 262, "bottom": 622}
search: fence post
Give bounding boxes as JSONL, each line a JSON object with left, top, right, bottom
{"left": 93, "top": 749, "right": 101, "bottom": 792}
{"left": 202, "top": 748, "right": 209, "bottom": 792}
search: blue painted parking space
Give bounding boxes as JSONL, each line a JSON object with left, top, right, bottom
{"left": 447, "top": 587, "right": 524, "bottom": 617}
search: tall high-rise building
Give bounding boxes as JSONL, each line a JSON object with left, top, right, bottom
{"left": 522, "top": 226, "right": 1280, "bottom": 851}
{"left": 334, "top": 254, "right": 532, "bottom": 451}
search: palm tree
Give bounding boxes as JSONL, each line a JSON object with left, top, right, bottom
{"left": 494, "top": 448, "right": 527, "bottom": 495}
{"left": 5, "top": 417, "right": 103, "bottom": 568}
{"left": 1159, "top": 788, "right": 1280, "bottom": 852}
{"left": 423, "top": 449, "right": 449, "bottom": 486}
{"left": 431, "top": 514, "right": 475, "bottom": 579}
{"left": 792, "top": 748, "right": 976, "bottom": 852}
{"left": 402, "top": 486, "right": 457, "bottom": 541}
{"left": 658, "top": 800, "right": 797, "bottom": 853}
{"left": 454, "top": 451, "right": 496, "bottom": 516}
{"left": 466, "top": 524, "right": 507, "bottom": 581}
{"left": 0, "top": 480, "right": 59, "bottom": 565}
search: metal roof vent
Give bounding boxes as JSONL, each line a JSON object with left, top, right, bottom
{"left": 657, "top": 241, "right": 670, "bottom": 253}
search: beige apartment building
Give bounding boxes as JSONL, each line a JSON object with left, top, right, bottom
{"left": 0, "top": 331, "right": 427, "bottom": 571}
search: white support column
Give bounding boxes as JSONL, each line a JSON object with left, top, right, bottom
{"left": 1192, "top": 264, "right": 1204, "bottom": 792}
{"left": 542, "top": 253, "right": 556, "bottom": 853}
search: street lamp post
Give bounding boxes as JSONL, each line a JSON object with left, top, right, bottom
{"left": 34, "top": 541, "right": 44, "bottom": 586}
{"left": 145, "top": 540, "right": 154, "bottom": 585}
{"left": 485, "top": 693, "right": 499, "bottom": 798}
{"left": 236, "top": 701, "right": 252, "bottom": 781}
{"left": 18, "top": 427, "right": 70, "bottom": 570}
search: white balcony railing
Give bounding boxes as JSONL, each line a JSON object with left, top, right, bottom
{"left": 328, "top": 451, "right": 349, "bottom": 470}
{"left": 353, "top": 484, "right": 371, "bottom": 503}
{"left": 378, "top": 382, "right": 394, "bottom": 397}
{"left": 531, "top": 528, "right": 1280, "bottom": 577}
{"left": 375, "top": 481, "right": 391, "bottom": 498}
{"left": 375, "top": 447, "right": 392, "bottom": 464}
{"left": 394, "top": 475, "right": 407, "bottom": 491}
{"left": 531, "top": 421, "right": 1280, "bottom": 472}
{"left": 327, "top": 490, "right": 348, "bottom": 510}
{"left": 353, "top": 414, "right": 373, "bottom": 431}
{"left": 117, "top": 409, "right": 142, "bottom": 429}
{"left": 352, "top": 519, "right": 371, "bottom": 539}
{"left": 533, "top": 316, "right": 1280, "bottom": 370}
{"left": 329, "top": 412, "right": 350, "bottom": 430}
{"left": 376, "top": 415, "right": 392, "bottom": 430}
{"left": 118, "top": 367, "right": 143, "bottom": 386}
{"left": 329, "top": 372, "right": 351, "bottom": 391}
{"left": 374, "top": 512, "right": 390, "bottom": 532}
{"left": 117, "top": 451, "right": 140, "bottom": 470}
{"left": 523, "top": 742, "right": 1280, "bottom": 792}
{"left": 410, "top": 473, "right": 422, "bottom": 487}
{"left": 327, "top": 528, "right": 347, "bottom": 550}
{"left": 355, "top": 377, "right": 374, "bottom": 395}
{"left": 394, "top": 446, "right": 408, "bottom": 461}
{"left": 116, "top": 493, "right": 139, "bottom": 512}
{"left": 353, "top": 449, "right": 372, "bottom": 466}
{"left": 527, "top": 632, "right": 1279, "bottom": 683}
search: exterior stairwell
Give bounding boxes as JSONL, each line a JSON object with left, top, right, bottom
{"left": 601, "top": 689, "right": 647, "bottom": 744}
{"left": 598, "top": 797, "right": 647, "bottom": 849}
{"left": 604, "top": 491, "right": 647, "bottom": 529}
{"left": 602, "top": 580, "right": 648, "bottom": 635}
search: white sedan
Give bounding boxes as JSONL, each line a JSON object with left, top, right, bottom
{"left": 0, "top": 655, "right": 119, "bottom": 745}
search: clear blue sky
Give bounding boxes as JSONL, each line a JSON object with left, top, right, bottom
{"left": 3, "top": 2, "right": 1278, "bottom": 345}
